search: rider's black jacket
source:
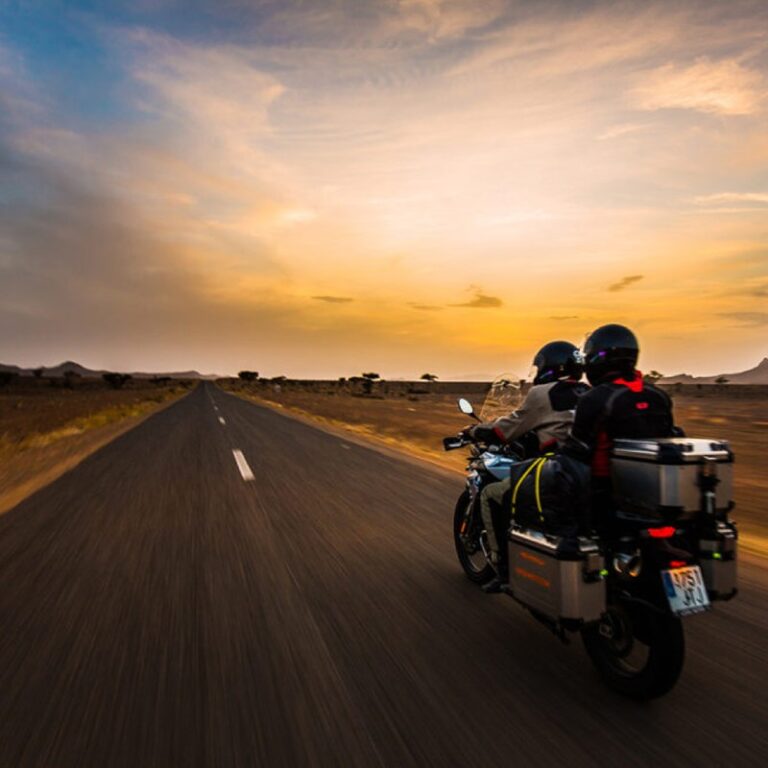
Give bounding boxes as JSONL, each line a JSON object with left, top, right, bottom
{"left": 562, "top": 371, "right": 675, "bottom": 477}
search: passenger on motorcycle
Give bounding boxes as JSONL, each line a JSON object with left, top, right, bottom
{"left": 563, "top": 323, "right": 677, "bottom": 529}
{"left": 465, "top": 341, "right": 589, "bottom": 593}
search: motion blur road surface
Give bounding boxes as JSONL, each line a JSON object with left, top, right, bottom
{"left": 1, "top": 382, "right": 766, "bottom": 767}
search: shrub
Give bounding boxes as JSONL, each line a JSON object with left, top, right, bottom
{"left": 102, "top": 372, "right": 132, "bottom": 389}
{"left": 0, "top": 372, "right": 18, "bottom": 387}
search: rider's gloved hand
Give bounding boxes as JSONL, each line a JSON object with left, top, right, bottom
{"left": 460, "top": 425, "right": 476, "bottom": 440}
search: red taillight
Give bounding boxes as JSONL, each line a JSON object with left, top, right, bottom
{"left": 647, "top": 526, "right": 676, "bottom": 539}
{"left": 669, "top": 560, "right": 687, "bottom": 568}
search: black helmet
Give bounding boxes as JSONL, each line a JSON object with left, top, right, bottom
{"left": 583, "top": 324, "right": 639, "bottom": 385}
{"left": 532, "top": 340, "right": 584, "bottom": 385}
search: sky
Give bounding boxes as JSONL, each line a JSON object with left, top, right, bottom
{"left": 1, "top": 0, "right": 767, "bottom": 379}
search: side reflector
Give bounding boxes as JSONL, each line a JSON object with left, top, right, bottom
{"left": 647, "top": 526, "right": 676, "bottom": 539}
{"left": 669, "top": 560, "right": 687, "bottom": 568}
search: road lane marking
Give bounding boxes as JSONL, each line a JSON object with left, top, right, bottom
{"left": 341, "top": 444, "right": 351, "bottom": 450}
{"left": 232, "top": 449, "right": 255, "bottom": 481}
{"left": 218, "top": 417, "right": 226, "bottom": 425}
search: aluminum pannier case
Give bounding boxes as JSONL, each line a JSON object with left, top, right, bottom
{"left": 611, "top": 438, "right": 734, "bottom": 520}
{"left": 508, "top": 527, "right": 605, "bottom": 623}
{"left": 698, "top": 521, "right": 738, "bottom": 600}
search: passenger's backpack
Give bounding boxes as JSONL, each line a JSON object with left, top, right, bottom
{"left": 509, "top": 454, "right": 591, "bottom": 535}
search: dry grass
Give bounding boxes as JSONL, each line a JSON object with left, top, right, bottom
{"left": 0, "top": 379, "right": 192, "bottom": 513}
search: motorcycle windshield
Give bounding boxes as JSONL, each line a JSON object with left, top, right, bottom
{"left": 479, "top": 374, "right": 524, "bottom": 421}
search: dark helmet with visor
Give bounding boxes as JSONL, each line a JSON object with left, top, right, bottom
{"left": 531, "top": 340, "right": 584, "bottom": 385}
{"left": 583, "top": 323, "right": 639, "bottom": 385}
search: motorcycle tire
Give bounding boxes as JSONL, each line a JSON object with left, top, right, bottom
{"left": 581, "top": 600, "right": 685, "bottom": 700}
{"left": 453, "top": 490, "right": 495, "bottom": 584}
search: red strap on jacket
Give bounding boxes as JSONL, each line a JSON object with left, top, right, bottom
{"left": 592, "top": 371, "right": 644, "bottom": 475}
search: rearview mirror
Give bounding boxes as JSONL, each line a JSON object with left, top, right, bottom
{"left": 457, "top": 398, "right": 476, "bottom": 417}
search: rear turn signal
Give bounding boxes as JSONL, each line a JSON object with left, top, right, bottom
{"left": 669, "top": 560, "right": 687, "bottom": 568}
{"left": 647, "top": 526, "right": 676, "bottom": 539}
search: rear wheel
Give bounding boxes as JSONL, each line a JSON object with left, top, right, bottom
{"left": 453, "top": 490, "right": 495, "bottom": 584}
{"left": 582, "top": 600, "right": 685, "bottom": 699}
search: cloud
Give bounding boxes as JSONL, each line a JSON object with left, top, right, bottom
{"left": 596, "top": 123, "right": 651, "bottom": 141}
{"left": 409, "top": 303, "right": 443, "bottom": 311}
{"left": 450, "top": 289, "right": 503, "bottom": 308}
{"left": 694, "top": 192, "right": 768, "bottom": 205}
{"left": 312, "top": 295, "right": 354, "bottom": 303}
{"left": 608, "top": 275, "right": 644, "bottom": 292}
{"left": 393, "top": 0, "right": 506, "bottom": 42}
{"left": 549, "top": 315, "right": 580, "bottom": 320}
{"left": 719, "top": 312, "right": 768, "bottom": 326}
{"left": 631, "top": 57, "right": 766, "bottom": 115}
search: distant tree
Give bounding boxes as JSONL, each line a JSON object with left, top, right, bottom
{"left": 63, "top": 370, "right": 81, "bottom": 389}
{"left": 150, "top": 376, "right": 172, "bottom": 385}
{"left": 644, "top": 370, "right": 664, "bottom": 383}
{"left": 238, "top": 370, "right": 259, "bottom": 382}
{"left": 361, "top": 372, "right": 381, "bottom": 395}
{"left": 32, "top": 367, "right": 44, "bottom": 379}
{"left": 0, "top": 372, "right": 18, "bottom": 388}
{"left": 420, "top": 373, "right": 438, "bottom": 382}
{"left": 338, "top": 377, "right": 347, "bottom": 383}
{"left": 271, "top": 375, "right": 287, "bottom": 384}
{"left": 715, "top": 375, "right": 729, "bottom": 384}
{"left": 102, "top": 372, "right": 132, "bottom": 389}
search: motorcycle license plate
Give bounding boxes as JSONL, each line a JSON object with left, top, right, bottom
{"left": 661, "top": 566, "right": 711, "bottom": 617}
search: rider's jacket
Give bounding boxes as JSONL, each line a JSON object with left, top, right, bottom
{"left": 471, "top": 379, "right": 589, "bottom": 452}
{"left": 563, "top": 371, "right": 674, "bottom": 477}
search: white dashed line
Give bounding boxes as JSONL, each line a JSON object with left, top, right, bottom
{"left": 341, "top": 444, "right": 351, "bottom": 450}
{"left": 232, "top": 449, "right": 255, "bottom": 481}
{"left": 218, "top": 417, "right": 226, "bottom": 425}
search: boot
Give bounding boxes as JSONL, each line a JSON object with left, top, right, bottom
{"left": 481, "top": 560, "right": 509, "bottom": 594}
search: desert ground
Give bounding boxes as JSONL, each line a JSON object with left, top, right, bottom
{"left": 220, "top": 379, "right": 767, "bottom": 548}
{"left": 0, "top": 377, "right": 192, "bottom": 513}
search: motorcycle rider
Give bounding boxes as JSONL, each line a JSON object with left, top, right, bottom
{"left": 466, "top": 341, "right": 589, "bottom": 593}
{"left": 563, "top": 323, "right": 676, "bottom": 529}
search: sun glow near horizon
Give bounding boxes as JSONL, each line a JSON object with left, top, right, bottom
{"left": 1, "top": 1, "right": 767, "bottom": 379}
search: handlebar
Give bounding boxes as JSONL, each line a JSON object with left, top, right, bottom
{"left": 442, "top": 434, "right": 524, "bottom": 458}
{"left": 442, "top": 435, "right": 472, "bottom": 451}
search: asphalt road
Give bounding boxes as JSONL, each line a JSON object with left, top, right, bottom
{"left": 1, "top": 382, "right": 766, "bottom": 767}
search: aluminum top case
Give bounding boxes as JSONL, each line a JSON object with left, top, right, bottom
{"left": 611, "top": 438, "right": 733, "bottom": 521}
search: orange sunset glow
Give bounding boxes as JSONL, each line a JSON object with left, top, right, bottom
{"left": 1, "top": 1, "right": 766, "bottom": 378}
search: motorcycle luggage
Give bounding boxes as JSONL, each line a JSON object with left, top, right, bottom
{"left": 698, "top": 522, "right": 738, "bottom": 600}
{"left": 509, "top": 454, "right": 590, "bottom": 535}
{"left": 508, "top": 527, "right": 605, "bottom": 623}
{"left": 611, "top": 438, "right": 733, "bottom": 521}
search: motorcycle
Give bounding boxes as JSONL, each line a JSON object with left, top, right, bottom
{"left": 445, "top": 384, "right": 738, "bottom": 700}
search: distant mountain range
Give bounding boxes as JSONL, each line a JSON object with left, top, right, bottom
{"left": 0, "top": 360, "right": 219, "bottom": 380}
{"left": 660, "top": 358, "right": 768, "bottom": 385}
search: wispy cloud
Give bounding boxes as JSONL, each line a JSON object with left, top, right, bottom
{"left": 549, "top": 315, "right": 580, "bottom": 320}
{"left": 409, "top": 303, "right": 443, "bottom": 311}
{"left": 608, "top": 275, "right": 644, "bottom": 292}
{"left": 631, "top": 57, "right": 766, "bottom": 115}
{"left": 312, "top": 295, "right": 354, "bottom": 303}
{"left": 596, "top": 123, "right": 651, "bottom": 141}
{"left": 719, "top": 312, "right": 768, "bottom": 326}
{"left": 694, "top": 192, "right": 768, "bottom": 205}
{"left": 450, "top": 288, "right": 503, "bottom": 308}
